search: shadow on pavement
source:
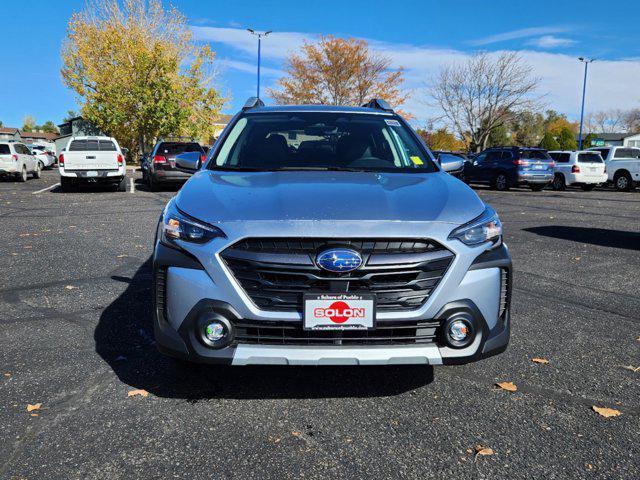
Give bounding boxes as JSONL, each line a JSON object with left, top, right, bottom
{"left": 524, "top": 226, "right": 640, "bottom": 251}
{"left": 95, "top": 257, "right": 434, "bottom": 400}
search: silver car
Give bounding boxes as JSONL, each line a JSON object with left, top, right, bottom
{"left": 153, "top": 98, "right": 512, "bottom": 366}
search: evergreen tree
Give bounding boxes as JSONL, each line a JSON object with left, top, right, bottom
{"left": 539, "top": 132, "right": 560, "bottom": 150}
{"left": 557, "top": 127, "right": 578, "bottom": 150}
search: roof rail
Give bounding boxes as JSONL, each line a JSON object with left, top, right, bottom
{"left": 361, "top": 98, "right": 393, "bottom": 112}
{"left": 243, "top": 97, "right": 265, "bottom": 110}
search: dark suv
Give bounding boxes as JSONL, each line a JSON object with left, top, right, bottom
{"left": 463, "top": 147, "right": 554, "bottom": 191}
{"left": 142, "top": 140, "right": 205, "bottom": 191}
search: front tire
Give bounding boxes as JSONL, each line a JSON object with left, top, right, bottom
{"left": 552, "top": 174, "right": 566, "bottom": 191}
{"left": 492, "top": 173, "right": 509, "bottom": 191}
{"left": 33, "top": 162, "right": 42, "bottom": 179}
{"left": 17, "top": 165, "right": 27, "bottom": 182}
{"left": 614, "top": 172, "right": 632, "bottom": 192}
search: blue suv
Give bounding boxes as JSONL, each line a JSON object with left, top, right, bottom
{"left": 463, "top": 147, "right": 554, "bottom": 191}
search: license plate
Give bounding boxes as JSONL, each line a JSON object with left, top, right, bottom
{"left": 304, "top": 293, "right": 375, "bottom": 330}
{"left": 86, "top": 171, "right": 98, "bottom": 177}
{"left": 532, "top": 164, "right": 545, "bottom": 170}
{"left": 589, "top": 168, "right": 596, "bottom": 173}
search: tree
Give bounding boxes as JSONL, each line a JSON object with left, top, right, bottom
{"left": 486, "top": 123, "right": 511, "bottom": 148}
{"left": 557, "top": 127, "right": 577, "bottom": 150}
{"left": 545, "top": 116, "right": 578, "bottom": 137}
{"left": 581, "top": 132, "right": 596, "bottom": 149}
{"left": 61, "top": 0, "right": 224, "bottom": 156}
{"left": 23, "top": 115, "right": 37, "bottom": 132}
{"left": 268, "top": 35, "right": 409, "bottom": 116}
{"left": 511, "top": 111, "right": 544, "bottom": 146}
{"left": 539, "top": 132, "right": 560, "bottom": 150}
{"left": 417, "top": 128, "right": 465, "bottom": 151}
{"left": 40, "top": 121, "right": 59, "bottom": 134}
{"left": 429, "top": 52, "right": 541, "bottom": 152}
{"left": 63, "top": 110, "right": 79, "bottom": 122}
{"left": 622, "top": 108, "right": 640, "bottom": 132}
{"left": 585, "top": 109, "right": 625, "bottom": 133}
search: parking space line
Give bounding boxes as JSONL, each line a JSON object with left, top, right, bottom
{"left": 32, "top": 183, "right": 60, "bottom": 195}
{"left": 129, "top": 177, "right": 135, "bottom": 193}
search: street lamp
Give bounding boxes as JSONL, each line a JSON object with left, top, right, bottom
{"left": 577, "top": 57, "right": 595, "bottom": 150}
{"left": 247, "top": 29, "right": 272, "bottom": 99}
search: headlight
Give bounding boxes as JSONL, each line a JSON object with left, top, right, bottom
{"left": 161, "top": 200, "right": 225, "bottom": 245}
{"left": 448, "top": 206, "right": 502, "bottom": 247}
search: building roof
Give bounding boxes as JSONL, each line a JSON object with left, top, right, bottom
{"left": 57, "top": 116, "right": 84, "bottom": 128}
{"left": 21, "top": 131, "right": 58, "bottom": 141}
{"left": 578, "top": 132, "right": 639, "bottom": 141}
{"left": 0, "top": 127, "right": 20, "bottom": 134}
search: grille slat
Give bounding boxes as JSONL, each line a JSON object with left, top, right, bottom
{"left": 232, "top": 320, "right": 440, "bottom": 346}
{"left": 222, "top": 237, "right": 454, "bottom": 312}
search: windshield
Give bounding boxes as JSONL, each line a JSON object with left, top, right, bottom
{"left": 209, "top": 112, "right": 437, "bottom": 172}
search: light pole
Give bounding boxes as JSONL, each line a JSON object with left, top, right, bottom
{"left": 247, "top": 29, "right": 272, "bottom": 99}
{"left": 577, "top": 57, "right": 594, "bottom": 150}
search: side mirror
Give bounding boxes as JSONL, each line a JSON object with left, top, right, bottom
{"left": 440, "top": 156, "right": 464, "bottom": 173}
{"left": 175, "top": 151, "right": 202, "bottom": 173}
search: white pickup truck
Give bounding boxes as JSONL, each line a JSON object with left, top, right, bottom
{"left": 588, "top": 146, "right": 640, "bottom": 191}
{"left": 58, "top": 136, "right": 126, "bottom": 192}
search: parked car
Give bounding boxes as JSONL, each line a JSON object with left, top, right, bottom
{"left": 142, "top": 140, "right": 205, "bottom": 191}
{"left": 152, "top": 97, "right": 512, "bottom": 367}
{"left": 463, "top": 147, "right": 554, "bottom": 191}
{"left": 0, "top": 141, "right": 41, "bottom": 181}
{"left": 58, "top": 136, "right": 126, "bottom": 192}
{"left": 29, "top": 145, "right": 56, "bottom": 169}
{"left": 587, "top": 146, "right": 640, "bottom": 191}
{"left": 548, "top": 151, "right": 607, "bottom": 191}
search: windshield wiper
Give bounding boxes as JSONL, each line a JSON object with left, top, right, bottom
{"left": 266, "top": 166, "right": 366, "bottom": 172}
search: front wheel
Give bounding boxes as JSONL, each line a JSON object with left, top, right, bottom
{"left": 552, "top": 174, "right": 566, "bottom": 191}
{"left": 580, "top": 184, "right": 596, "bottom": 191}
{"left": 614, "top": 172, "right": 632, "bottom": 192}
{"left": 529, "top": 184, "right": 546, "bottom": 192}
{"left": 17, "top": 165, "right": 27, "bottom": 182}
{"left": 492, "top": 173, "right": 509, "bottom": 191}
{"left": 33, "top": 161, "right": 43, "bottom": 179}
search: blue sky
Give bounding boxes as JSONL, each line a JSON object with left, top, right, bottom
{"left": 1, "top": 0, "right": 639, "bottom": 128}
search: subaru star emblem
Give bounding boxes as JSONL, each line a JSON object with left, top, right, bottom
{"left": 316, "top": 248, "right": 363, "bottom": 273}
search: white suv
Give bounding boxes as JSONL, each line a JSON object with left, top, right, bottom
{"left": 548, "top": 150, "right": 607, "bottom": 191}
{"left": 588, "top": 146, "right": 640, "bottom": 191}
{"left": 0, "top": 141, "right": 42, "bottom": 182}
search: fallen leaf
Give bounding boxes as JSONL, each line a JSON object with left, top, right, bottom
{"left": 116, "top": 254, "right": 128, "bottom": 258}
{"left": 496, "top": 381, "right": 517, "bottom": 392}
{"left": 291, "top": 431, "right": 301, "bottom": 437}
{"left": 636, "top": 336, "right": 640, "bottom": 342}
{"left": 26, "top": 403, "right": 42, "bottom": 412}
{"left": 475, "top": 445, "right": 494, "bottom": 456}
{"left": 64, "top": 285, "right": 78, "bottom": 290}
{"left": 592, "top": 406, "right": 621, "bottom": 418}
{"left": 620, "top": 365, "right": 640, "bottom": 373}
{"left": 30, "top": 413, "right": 39, "bottom": 417}
{"left": 3, "top": 373, "right": 10, "bottom": 377}
{"left": 586, "top": 463, "right": 593, "bottom": 471}
{"left": 532, "top": 358, "right": 549, "bottom": 364}
{"left": 127, "top": 389, "right": 149, "bottom": 398}
{"left": 574, "top": 256, "right": 581, "bottom": 261}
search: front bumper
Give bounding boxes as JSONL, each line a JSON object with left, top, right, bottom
{"left": 153, "top": 231, "right": 512, "bottom": 366}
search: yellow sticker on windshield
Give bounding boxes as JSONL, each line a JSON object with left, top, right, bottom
{"left": 410, "top": 156, "right": 424, "bottom": 165}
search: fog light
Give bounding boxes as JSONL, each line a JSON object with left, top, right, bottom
{"left": 197, "top": 314, "right": 234, "bottom": 349}
{"left": 204, "top": 321, "right": 226, "bottom": 342}
{"left": 448, "top": 320, "right": 469, "bottom": 342}
{"left": 442, "top": 316, "right": 475, "bottom": 349}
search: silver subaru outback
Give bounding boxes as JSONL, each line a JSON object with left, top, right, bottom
{"left": 153, "top": 98, "right": 512, "bottom": 366}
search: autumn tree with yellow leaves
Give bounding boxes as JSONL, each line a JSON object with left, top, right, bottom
{"left": 61, "top": 0, "right": 224, "bottom": 156}
{"left": 268, "top": 36, "right": 410, "bottom": 117}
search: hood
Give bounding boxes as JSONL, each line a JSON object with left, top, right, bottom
{"left": 175, "top": 170, "right": 485, "bottom": 226}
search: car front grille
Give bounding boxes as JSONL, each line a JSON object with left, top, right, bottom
{"left": 232, "top": 319, "right": 440, "bottom": 346}
{"left": 221, "top": 237, "right": 454, "bottom": 312}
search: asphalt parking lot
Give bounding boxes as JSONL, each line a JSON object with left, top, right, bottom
{"left": 1, "top": 169, "right": 639, "bottom": 479}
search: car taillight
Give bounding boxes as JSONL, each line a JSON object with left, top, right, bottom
{"left": 153, "top": 155, "right": 167, "bottom": 164}
{"left": 12, "top": 154, "right": 18, "bottom": 161}
{"left": 200, "top": 154, "right": 206, "bottom": 163}
{"left": 514, "top": 158, "right": 529, "bottom": 166}
{"left": 117, "top": 154, "right": 123, "bottom": 166}
{"left": 572, "top": 165, "right": 580, "bottom": 173}
{"left": 548, "top": 161, "right": 555, "bottom": 168}
{"left": 59, "top": 154, "right": 64, "bottom": 166}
